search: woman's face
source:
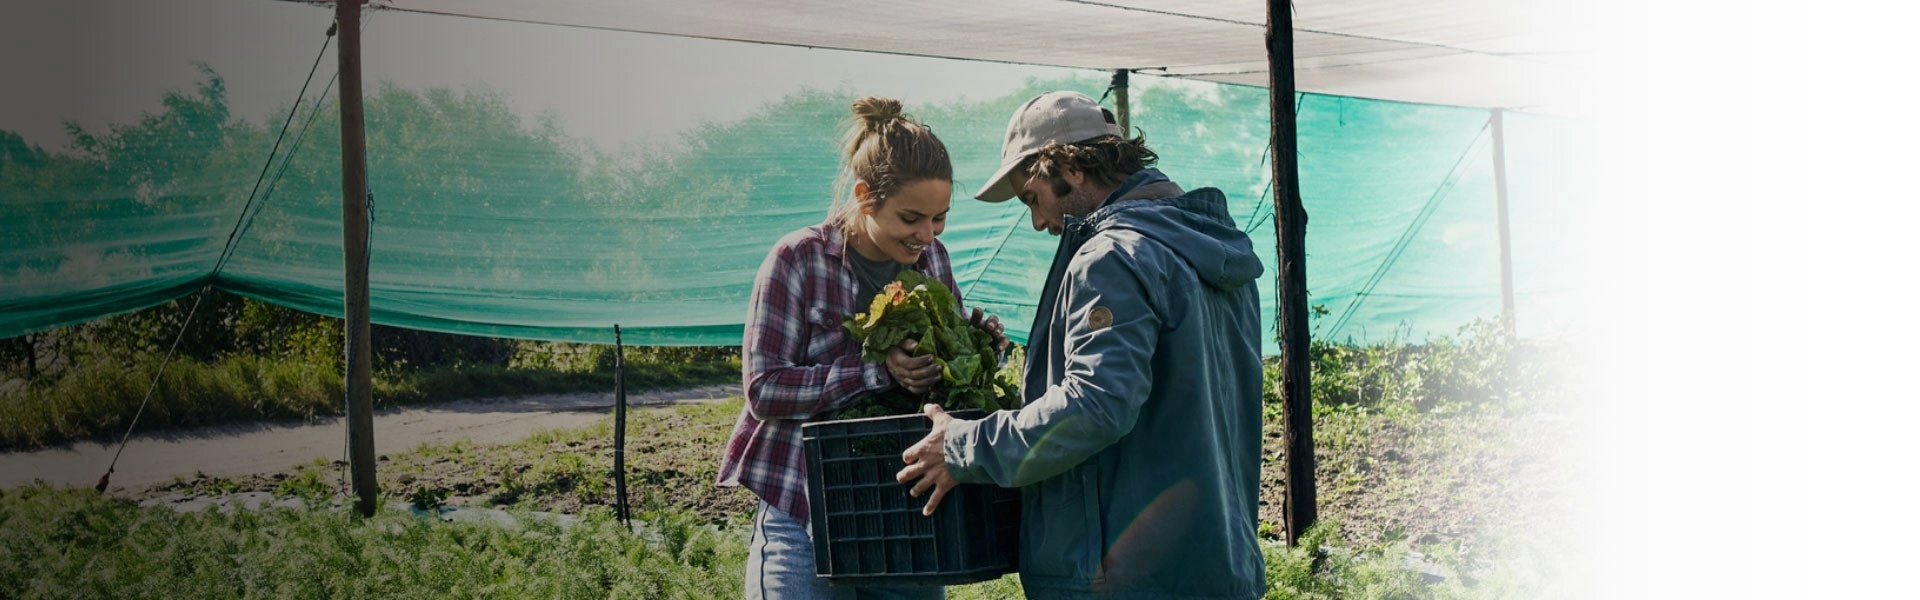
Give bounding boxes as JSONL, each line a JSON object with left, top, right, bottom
{"left": 856, "top": 178, "right": 952, "bottom": 264}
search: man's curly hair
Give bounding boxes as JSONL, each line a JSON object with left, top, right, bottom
{"left": 1022, "top": 134, "right": 1159, "bottom": 198}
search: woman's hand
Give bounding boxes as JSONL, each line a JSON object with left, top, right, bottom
{"left": 886, "top": 339, "right": 940, "bottom": 395}
{"left": 969, "top": 307, "right": 1010, "bottom": 354}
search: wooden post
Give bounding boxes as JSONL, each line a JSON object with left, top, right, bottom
{"left": 1266, "top": 0, "right": 1316, "bottom": 546}
{"left": 1112, "top": 69, "right": 1130, "bottom": 135}
{"left": 613, "top": 325, "right": 631, "bottom": 527}
{"left": 22, "top": 333, "right": 36, "bottom": 380}
{"left": 1491, "top": 108, "right": 1517, "bottom": 334}
{"left": 336, "top": 0, "right": 377, "bottom": 518}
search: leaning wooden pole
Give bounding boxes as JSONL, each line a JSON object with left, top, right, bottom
{"left": 1490, "top": 108, "right": 1517, "bottom": 334}
{"left": 1266, "top": 0, "right": 1316, "bottom": 545}
{"left": 336, "top": 0, "right": 377, "bottom": 518}
{"left": 1112, "top": 69, "right": 1130, "bottom": 135}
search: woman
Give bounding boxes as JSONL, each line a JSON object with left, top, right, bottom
{"left": 717, "top": 96, "right": 1002, "bottom": 599}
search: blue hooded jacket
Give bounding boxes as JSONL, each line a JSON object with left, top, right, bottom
{"left": 945, "top": 169, "right": 1267, "bottom": 599}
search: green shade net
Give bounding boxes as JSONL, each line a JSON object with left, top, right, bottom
{"left": 0, "top": 41, "right": 1595, "bottom": 355}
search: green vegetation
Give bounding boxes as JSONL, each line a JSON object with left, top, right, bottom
{"left": 1251, "top": 315, "right": 1575, "bottom": 598}
{"left": 3, "top": 297, "right": 1568, "bottom": 597}
{"left": 74, "top": 317, "right": 1573, "bottom": 598}
{"left": 0, "top": 492, "right": 1557, "bottom": 599}
{"left": 1302, "top": 315, "right": 1567, "bottom": 413}
{"left": 0, "top": 290, "right": 739, "bottom": 450}
{"left": 1268, "top": 316, "right": 1575, "bottom": 548}
{"left": 841, "top": 271, "right": 1019, "bottom": 416}
{"left": 1, "top": 482, "right": 1048, "bottom": 599}
{"left": 0, "top": 485, "right": 747, "bottom": 599}
{"left": 1262, "top": 520, "right": 1567, "bottom": 599}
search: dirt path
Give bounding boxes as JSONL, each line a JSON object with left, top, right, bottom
{"left": 0, "top": 384, "right": 737, "bottom": 493}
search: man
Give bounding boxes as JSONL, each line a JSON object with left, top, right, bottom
{"left": 896, "top": 91, "right": 1268, "bottom": 599}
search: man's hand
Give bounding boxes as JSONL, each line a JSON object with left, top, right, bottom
{"left": 969, "top": 307, "right": 1010, "bottom": 354}
{"left": 897, "top": 403, "right": 959, "bottom": 516}
{"left": 886, "top": 339, "right": 939, "bottom": 395}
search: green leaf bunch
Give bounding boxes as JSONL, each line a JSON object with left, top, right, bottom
{"left": 842, "top": 271, "right": 1018, "bottom": 415}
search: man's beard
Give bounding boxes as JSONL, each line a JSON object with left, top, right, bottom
{"left": 1061, "top": 180, "right": 1105, "bottom": 217}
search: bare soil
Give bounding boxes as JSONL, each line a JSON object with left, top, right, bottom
{"left": 0, "top": 384, "right": 735, "bottom": 493}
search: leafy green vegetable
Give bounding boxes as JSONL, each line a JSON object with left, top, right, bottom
{"left": 841, "top": 271, "right": 1019, "bottom": 417}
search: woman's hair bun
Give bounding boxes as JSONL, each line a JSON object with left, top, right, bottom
{"left": 851, "top": 96, "right": 904, "bottom": 128}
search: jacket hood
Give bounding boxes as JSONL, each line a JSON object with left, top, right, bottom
{"left": 1078, "top": 170, "right": 1265, "bottom": 291}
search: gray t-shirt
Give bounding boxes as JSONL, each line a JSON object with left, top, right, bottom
{"left": 848, "top": 248, "right": 905, "bottom": 305}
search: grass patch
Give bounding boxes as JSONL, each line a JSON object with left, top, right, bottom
{"left": 1280, "top": 401, "right": 1574, "bottom": 548}
{"left": 1263, "top": 521, "right": 1570, "bottom": 599}
{"left": 1261, "top": 318, "right": 1576, "bottom": 547}
{"left": 126, "top": 392, "right": 1572, "bottom": 597}
{"left": 2, "top": 483, "right": 1562, "bottom": 599}
{"left": 1253, "top": 317, "right": 1578, "bottom": 597}
{"left": 0, "top": 485, "right": 746, "bottom": 599}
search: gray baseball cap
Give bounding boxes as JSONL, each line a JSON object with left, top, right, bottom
{"left": 973, "top": 91, "right": 1123, "bottom": 202}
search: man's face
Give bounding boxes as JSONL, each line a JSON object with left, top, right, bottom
{"left": 1012, "top": 166, "right": 1095, "bottom": 237}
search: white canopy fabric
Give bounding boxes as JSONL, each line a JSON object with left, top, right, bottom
{"left": 329, "top": 0, "right": 1597, "bottom": 113}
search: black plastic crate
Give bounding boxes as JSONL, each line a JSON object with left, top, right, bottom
{"left": 801, "top": 410, "right": 1020, "bottom": 586}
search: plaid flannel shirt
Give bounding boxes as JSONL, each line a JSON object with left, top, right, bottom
{"left": 717, "top": 222, "right": 960, "bottom": 522}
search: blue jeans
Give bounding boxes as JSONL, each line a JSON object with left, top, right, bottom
{"left": 746, "top": 500, "right": 946, "bottom": 600}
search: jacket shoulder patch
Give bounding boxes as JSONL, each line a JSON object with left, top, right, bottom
{"left": 1087, "top": 306, "right": 1113, "bottom": 331}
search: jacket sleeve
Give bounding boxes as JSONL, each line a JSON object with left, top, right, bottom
{"left": 942, "top": 244, "right": 1161, "bottom": 487}
{"left": 742, "top": 243, "right": 892, "bottom": 421}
